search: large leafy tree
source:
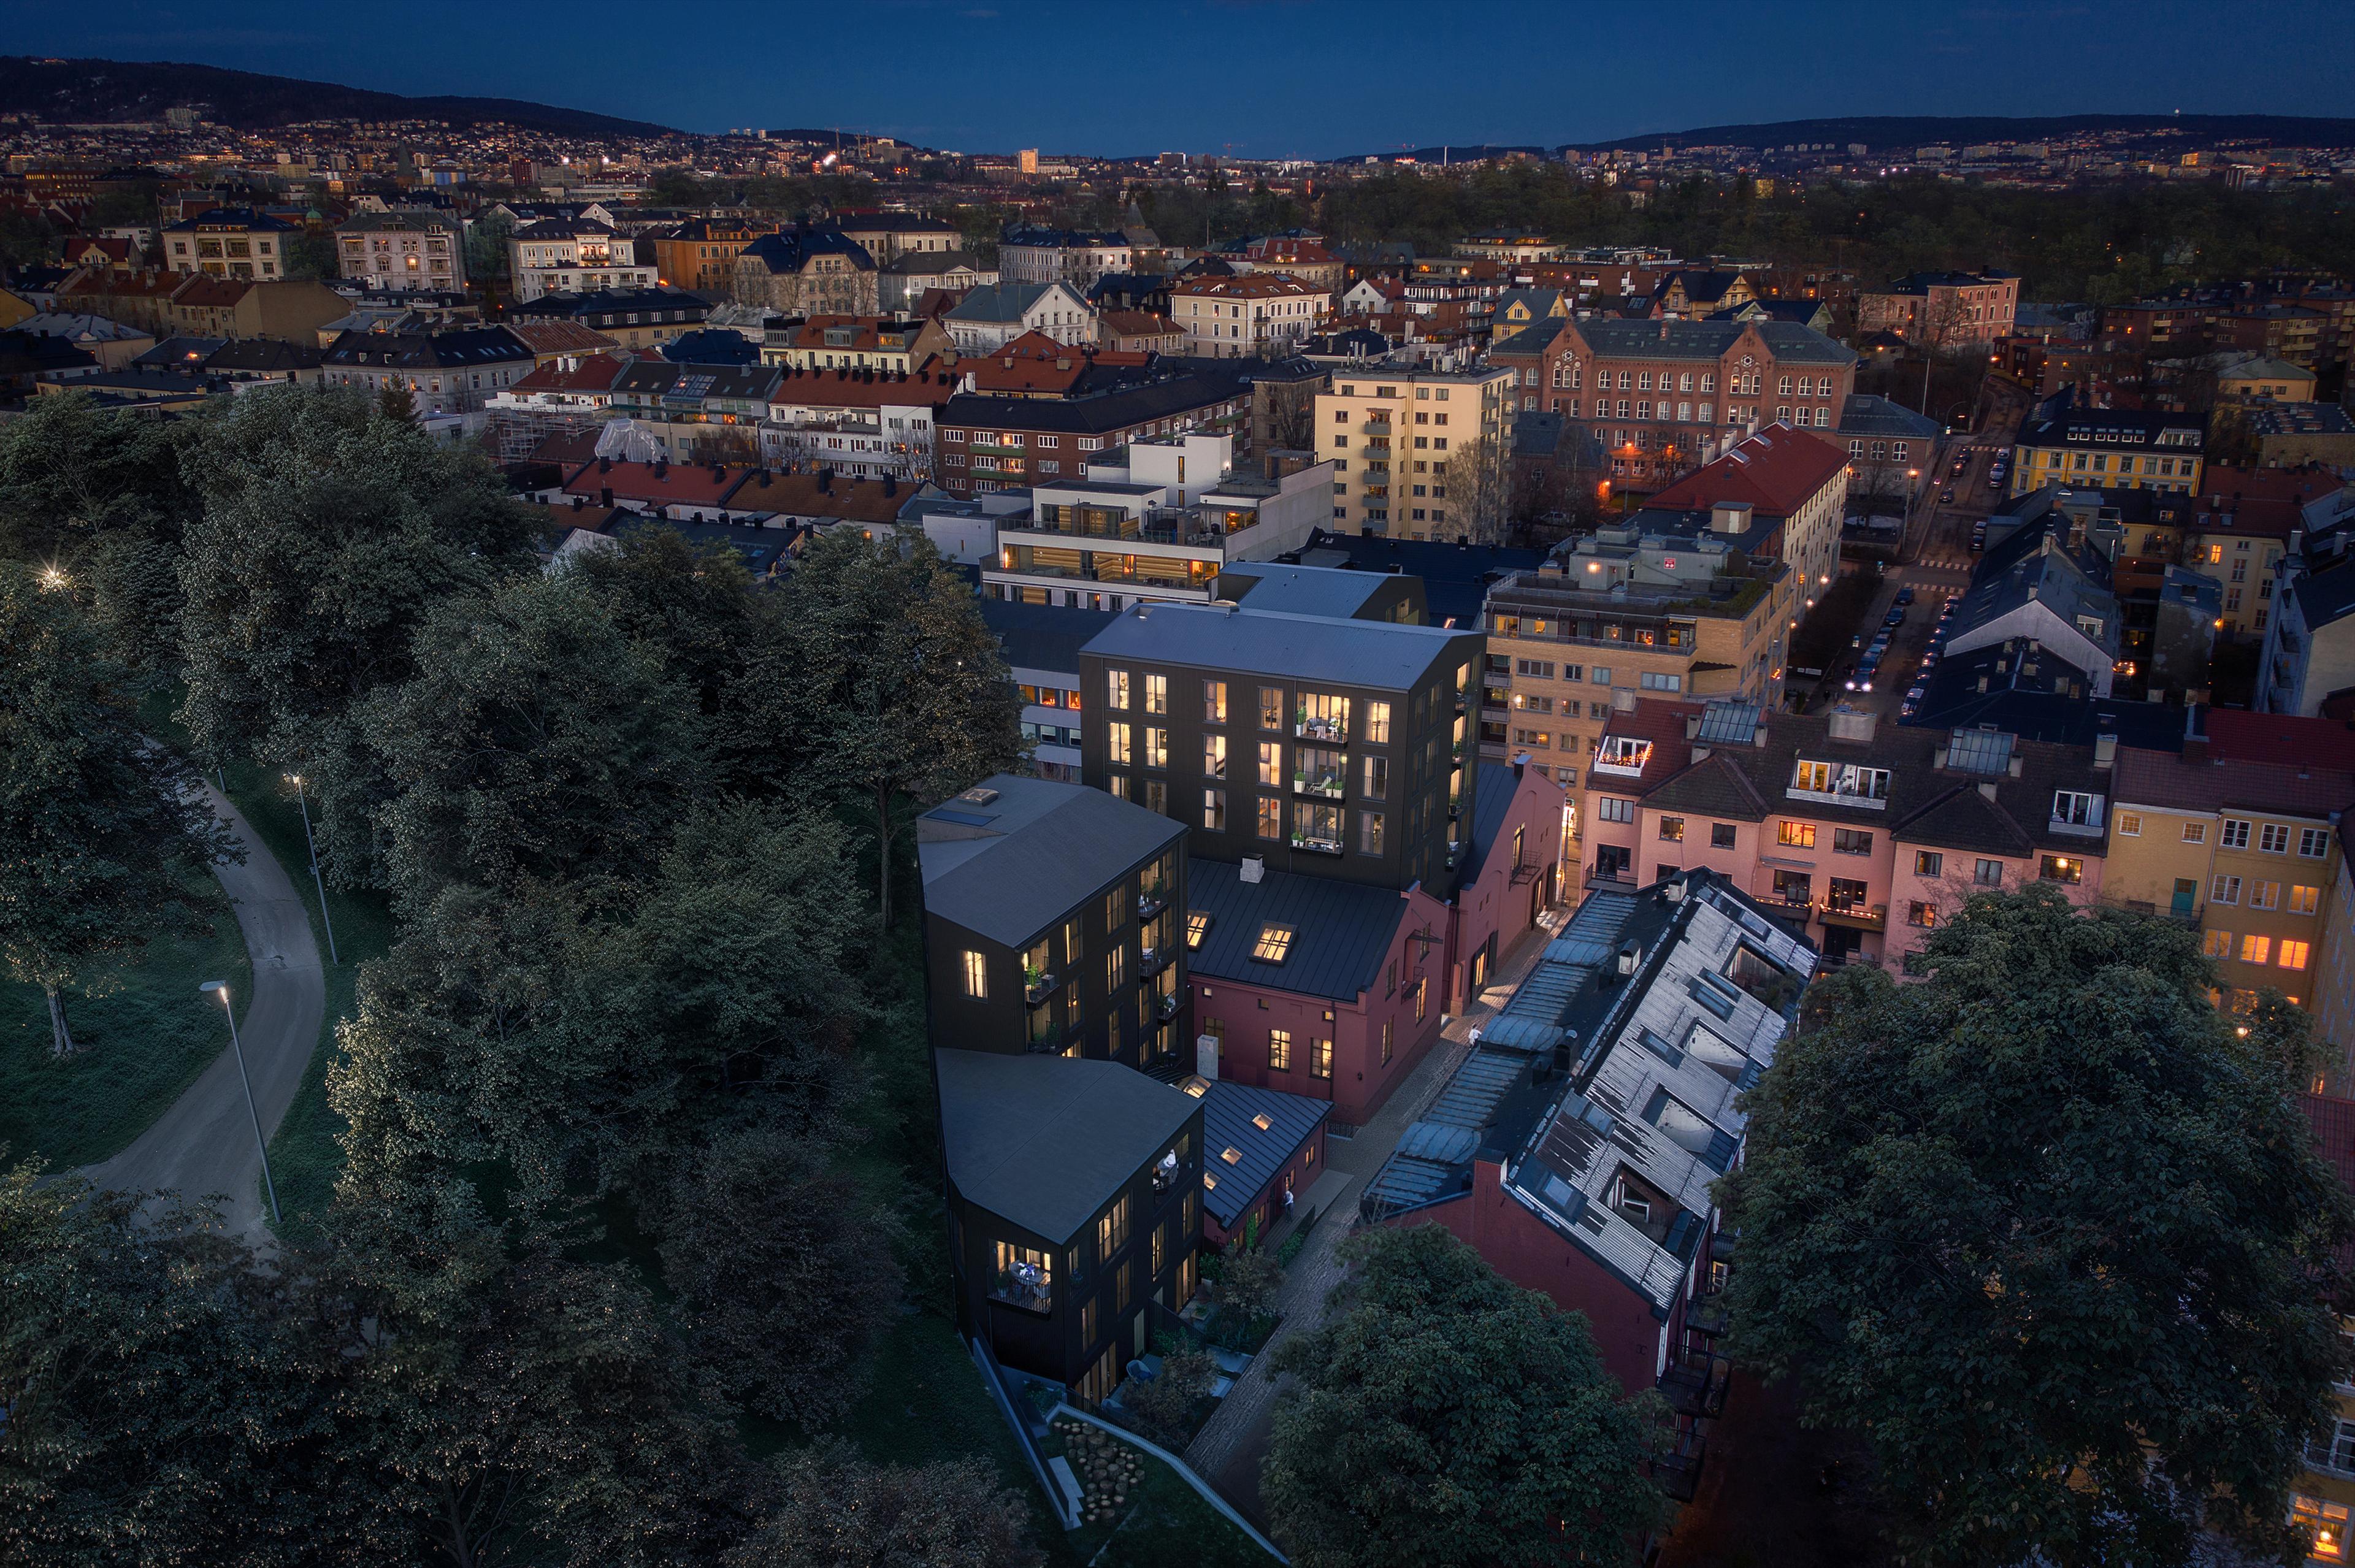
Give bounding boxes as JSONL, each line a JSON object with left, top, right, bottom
{"left": 722, "top": 1445, "right": 1043, "bottom": 1568}
{"left": 1263, "top": 1223, "right": 1663, "bottom": 1568}
{"left": 175, "top": 387, "right": 536, "bottom": 888}
{"left": 0, "top": 1165, "right": 343, "bottom": 1566}
{"left": 765, "top": 531, "right": 1024, "bottom": 926}
{"left": 0, "top": 391, "right": 201, "bottom": 671}
{"left": 1722, "top": 888, "right": 2353, "bottom": 1567}
{"left": 332, "top": 803, "right": 870, "bottom": 1225}
{"left": 654, "top": 1128, "right": 903, "bottom": 1426}
{"left": 0, "top": 572, "right": 234, "bottom": 1054}
{"left": 367, "top": 571, "right": 708, "bottom": 914}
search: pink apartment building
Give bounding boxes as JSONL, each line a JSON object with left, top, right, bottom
{"left": 1582, "top": 698, "right": 2111, "bottom": 969}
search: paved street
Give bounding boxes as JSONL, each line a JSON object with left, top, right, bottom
{"left": 83, "top": 784, "right": 325, "bottom": 1240}
{"left": 1182, "top": 907, "right": 1570, "bottom": 1521}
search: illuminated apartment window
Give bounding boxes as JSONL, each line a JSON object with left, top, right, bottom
{"left": 1252, "top": 924, "right": 1295, "bottom": 964}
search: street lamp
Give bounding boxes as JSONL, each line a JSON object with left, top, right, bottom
{"left": 286, "top": 774, "right": 338, "bottom": 965}
{"left": 200, "top": 981, "right": 281, "bottom": 1226}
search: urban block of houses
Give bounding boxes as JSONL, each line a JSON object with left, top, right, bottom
{"left": 1361, "top": 866, "right": 1817, "bottom": 1506}
{"left": 336, "top": 210, "right": 465, "bottom": 293}
{"left": 508, "top": 219, "right": 657, "bottom": 304}
{"left": 1856, "top": 269, "right": 2020, "bottom": 345}
{"left": 319, "top": 326, "right": 534, "bottom": 416}
{"left": 945, "top": 281, "right": 1098, "bottom": 353}
{"left": 732, "top": 228, "right": 882, "bottom": 318}
{"left": 163, "top": 207, "right": 294, "bottom": 279}
{"left": 1170, "top": 275, "right": 1331, "bottom": 360}
{"left": 2011, "top": 386, "right": 2207, "bottom": 498}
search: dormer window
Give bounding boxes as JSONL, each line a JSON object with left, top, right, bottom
{"left": 1790, "top": 759, "right": 1890, "bottom": 805}
{"left": 2051, "top": 790, "right": 2105, "bottom": 833}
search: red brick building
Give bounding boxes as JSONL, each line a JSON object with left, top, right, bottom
{"left": 1490, "top": 316, "right": 1859, "bottom": 492}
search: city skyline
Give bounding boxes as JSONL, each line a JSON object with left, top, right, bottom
{"left": 20, "top": 0, "right": 2355, "bottom": 158}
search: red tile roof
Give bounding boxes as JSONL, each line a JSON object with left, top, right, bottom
{"left": 511, "top": 351, "right": 629, "bottom": 393}
{"left": 2207, "top": 709, "right": 2355, "bottom": 773}
{"left": 562, "top": 459, "right": 751, "bottom": 508}
{"left": 1174, "top": 274, "right": 1320, "bottom": 300}
{"left": 1650, "top": 424, "right": 1850, "bottom": 518}
{"left": 507, "top": 320, "right": 622, "bottom": 358}
{"left": 2113, "top": 743, "right": 2355, "bottom": 817}
{"left": 766, "top": 364, "right": 960, "bottom": 409}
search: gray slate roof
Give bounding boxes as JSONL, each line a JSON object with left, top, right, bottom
{"left": 979, "top": 598, "right": 1120, "bottom": 679}
{"left": 919, "top": 773, "right": 1184, "bottom": 948}
{"left": 1081, "top": 602, "right": 1471, "bottom": 690}
{"left": 946, "top": 281, "right": 1062, "bottom": 324}
{"left": 1217, "top": 562, "right": 1396, "bottom": 621}
{"left": 1572, "top": 316, "right": 1857, "bottom": 366}
{"left": 1184, "top": 857, "right": 1413, "bottom": 1002}
{"left": 1197, "top": 1079, "right": 1328, "bottom": 1228}
{"left": 1839, "top": 394, "right": 1942, "bottom": 440}
{"left": 935, "top": 1050, "right": 1197, "bottom": 1243}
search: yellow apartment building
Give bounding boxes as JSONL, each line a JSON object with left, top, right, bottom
{"left": 2105, "top": 719, "right": 2351, "bottom": 1014}
{"left": 1315, "top": 367, "right": 1512, "bottom": 540}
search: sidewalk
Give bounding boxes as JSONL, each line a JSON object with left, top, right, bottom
{"left": 1180, "top": 904, "right": 1571, "bottom": 1512}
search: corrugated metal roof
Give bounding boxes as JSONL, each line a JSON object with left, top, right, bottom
{"left": 1195, "top": 1078, "right": 1328, "bottom": 1228}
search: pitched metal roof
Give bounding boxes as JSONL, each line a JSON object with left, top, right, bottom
{"left": 1183, "top": 858, "right": 1415, "bottom": 1003}
{"left": 917, "top": 774, "right": 1185, "bottom": 949}
{"left": 934, "top": 1050, "right": 1198, "bottom": 1244}
{"left": 1081, "top": 602, "right": 1477, "bottom": 690}
{"left": 1192, "top": 1078, "right": 1328, "bottom": 1228}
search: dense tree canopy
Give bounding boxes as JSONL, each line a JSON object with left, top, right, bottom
{"left": 175, "top": 388, "right": 537, "bottom": 887}
{"left": 0, "top": 571, "right": 234, "bottom": 1053}
{"left": 1264, "top": 1224, "right": 1663, "bottom": 1568}
{"left": 1722, "top": 889, "right": 2353, "bottom": 1567}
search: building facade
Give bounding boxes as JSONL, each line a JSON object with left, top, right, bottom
{"left": 1171, "top": 275, "right": 1331, "bottom": 359}
{"left": 162, "top": 207, "right": 293, "bottom": 279}
{"left": 335, "top": 210, "right": 465, "bottom": 293}
{"left": 2011, "top": 388, "right": 2207, "bottom": 498}
{"left": 1315, "top": 366, "right": 1513, "bottom": 538}
{"left": 508, "top": 220, "right": 657, "bottom": 303}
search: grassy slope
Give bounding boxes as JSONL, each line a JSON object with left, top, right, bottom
{"left": 0, "top": 872, "right": 250, "bottom": 1169}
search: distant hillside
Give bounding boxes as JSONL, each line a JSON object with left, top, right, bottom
{"left": 0, "top": 55, "right": 674, "bottom": 137}
{"left": 1340, "top": 113, "right": 2355, "bottom": 164}
{"left": 1565, "top": 113, "right": 2355, "bottom": 153}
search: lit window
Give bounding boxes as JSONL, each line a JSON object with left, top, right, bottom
{"left": 1777, "top": 821, "right": 1817, "bottom": 849}
{"left": 2292, "top": 885, "right": 2320, "bottom": 916}
{"left": 1220, "top": 1147, "right": 1243, "bottom": 1165}
{"left": 2202, "top": 928, "right": 2232, "bottom": 958}
{"left": 1252, "top": 1112, "right": 1273, "bottom": 1131}
{"left": 2239, "top": 934, "right": 2272, "bottom": 965}
{"left": 1252, "top": 924, "right": 1295, "bottom": 963}
{"left": 1268, "top": 1028, "right": 1292, "bottom": 1070}
{"left": 1185, "top": 911, "right": 1211, "bottom": 949}
{"left": 2281, "top": 940, "right": 2311, "bottom": 971}
{"left": 960, "top": 950, "right": 987, "bottom": 1000}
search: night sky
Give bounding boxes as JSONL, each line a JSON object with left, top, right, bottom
{"left": 20, "top": 1, "right": 2351, "bottom": 158}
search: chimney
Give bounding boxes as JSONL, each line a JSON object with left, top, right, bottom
{"left": 2093, "top": 733, "right": 2117, "bottom": 770}
{"left": 1196, "top": 1032, "right": 1220, "bottom": 1080}
{"left": 1710, "top": 500, "right": 1752, "bottom": 535}
{"left": 1685, "top": 713, "right": 1702, "bottom": 740}
{"left": 1239, "top": 855, "right": 1265, "bottom": 884}
{"left": 1978, "top": 781, "right": 1999, "bottom": 801}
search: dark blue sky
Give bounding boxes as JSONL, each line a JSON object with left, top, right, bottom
{"left": 25, "top": 1, "right": 2352, "bottom": 158}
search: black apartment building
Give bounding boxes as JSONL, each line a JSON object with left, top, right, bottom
{"left": 919, "top": 774, "right": 1192, "bottom": 1069}
{"left": 1076, "top": 603, "right": 1486, "bottom": 892}
{"left": 934, "top": 1049, "right": 1202, "bottom": 1402}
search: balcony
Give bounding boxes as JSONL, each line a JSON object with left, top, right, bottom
{"left": 1290, "top": 832, "right": 1345, "bottom": 856}
{"left": 1155, "top": 991, "right": 1183, "bottom": 1023}
{"left": 1587, "top": 862, "right": 1636, "bottom": 888}
{"left": 1024, "top": 970, "right": 1061, "bottom": 1006}
{"left": 1785, "top": 785, "right": 1888, "bottom": 813}
{"left": 1683, "top": 1295, "right": 1731, "bottom": 1339}
{"left": 1293, "top": 770, "right": 1346, "bottom": 800}
{"left": 1295, "top": 716, "right": 1349, "bottom": 743}
{"left": 1819, "top": 900, "right": 1887, "bottom": 932}
{"left": 988, "top": 1265, "right": 1052, "bottom": 1315}
{"left": 1025, "top": 1008, "right": 1064, "bottom": 1052}
{"left": 1138, "top": 889, "right": 1169, "bottom": 921}
{"left": 1361, "top": 418, "right": 1393, "bottom": 434}
{"left": 1140, "top": 944, "right": 1174, "bottom": 979}
{"left": 1652, "top": 1430, "right": 1709, "bottom": 1504}
{"left": 1658, "top": 1351, "right": 1730, "bottom": 1420}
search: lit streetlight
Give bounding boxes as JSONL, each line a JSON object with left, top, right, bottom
{"left": 199, "top": 980, "right": 281, "bottom": 1226}
{"left": 286, "top": 774, "right": 338, "bottom": 965}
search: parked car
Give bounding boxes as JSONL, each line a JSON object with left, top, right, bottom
{"left": 1895, "top": 586, "right": 1916, "bottom": 606}
{"left": 1940, "top": 488, "right": 1955, "bottom": 503}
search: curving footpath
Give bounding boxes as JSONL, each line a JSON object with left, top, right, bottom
{"left": 83, "top": 782, "right": 326, "bottom": 1241}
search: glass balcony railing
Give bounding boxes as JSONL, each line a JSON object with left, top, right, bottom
{"left": 988, "top": 1266, "right": 1052, "bottom": 1315}
{"left": 1290, "top": 832, "right": 1344, "bottom": 855}
{"left": 1293, "top": 770, "right": 1346, "bottom": 799}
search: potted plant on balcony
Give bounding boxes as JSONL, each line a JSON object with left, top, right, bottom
{"left": 1024, "top": 963, "right": 1051, "bottom": 1003}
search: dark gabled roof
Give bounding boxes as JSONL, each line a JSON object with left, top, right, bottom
{"left": 206, "top": 338, "right": 321, "bottom": 372}
{"left": 1491, "top": 318, "right": 1571, "bottom": 358}
{"left": 918, "top": 773, "right": 1185, "bottom": 949}
{"left": 1458, "top": 761, "right": 1550, "bottom": 885}
{"left": 165, "top": 206, "right": 293, "bottom": 232}
{"left": 1890, "top": 782, "right": 2036, "bottom": 856}
{"left": 1183, "top": 857, "right": 1414, "bottom": 1003}
{"left": 1081, "top": 602, "right": 1474, "bottom": 690}
{"left": 2289, "top": 559, "right": 2355, "bottom": 630}
{"left": 1638, "top": 751, "right": 1771, "bottom": 821}
{"left": 1571, "top": 316, "right": 1857, "bottom": 367}
{"left": 738, "top": 227, "right": 878, "bottom": 275}
{"left": 1839, "top": 393, "right": 1943, "bottom": 440}
{"left": 1217, "top": 562, "right": 1400, "bottom": 621}
{"left": 978, "top": 597, "right": 1120, "bottom": 678}
{"left": 939, "top": 375, "right": 1240, "bottom": 436}
{"left": 659, "top": 328, "right": 762, "bottom": 365}
{"left": 1195, "top": 1079, "right": 1328, "bottom": 1228}
{"left": 935, "top": 1050, "right": 1198, "bottom": 1244}
{"left": 321, "top": 326, "right": 532, "bottom": 369}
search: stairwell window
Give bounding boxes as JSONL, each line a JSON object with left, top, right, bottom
{"left": 1268, "top": 1028, "right": 1293, "bottom": 1071}
{"left": 1106, "top": 668, "right": 1131, "bottom": 710}
{"left": 960, "top": 950, "right": 987, "bottom": 999}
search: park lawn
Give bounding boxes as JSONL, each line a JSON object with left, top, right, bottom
{"left": 0, "top": 871, "right": 251, "bottom": 1171}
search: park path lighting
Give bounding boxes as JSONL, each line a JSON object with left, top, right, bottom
{"left": 286, "top": 774, "right": 338, "bottom": 965}
{"left": 200, "top": 980, "right": 280, "bottom": 1226}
